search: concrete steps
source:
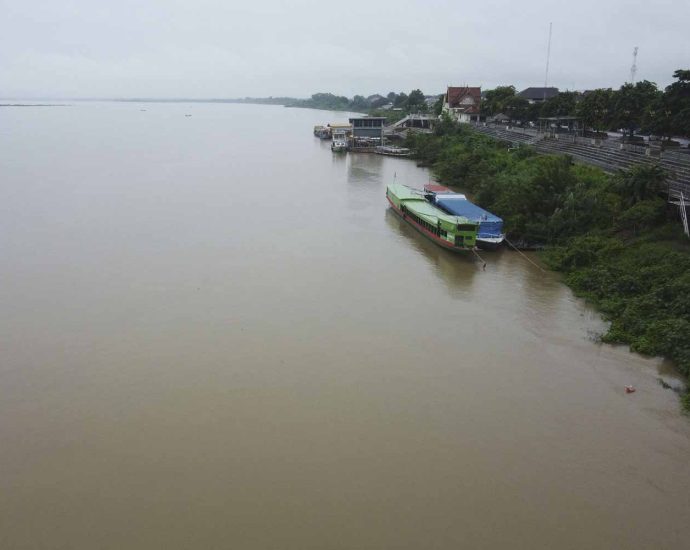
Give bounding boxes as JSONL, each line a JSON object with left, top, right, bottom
{"left": 470, "top": 125, "right": 535, "bottom": 144}
{"left": 535, "top": 139, "right": 690, "bottom": 188}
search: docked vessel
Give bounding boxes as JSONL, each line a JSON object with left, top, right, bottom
{"left": 331, "top": 128, "right": 349, "bottom": 152}
{"left": 376, "top": 145, "right": 411, "bottom": 157}
{"left": 386, "top": 184, "right": 478, "bottom": 251}
{"left": 328, "top": 122, "right": 352, "bottom": 136}
{"left": 313, "top": 125, "right": 331, "bottom": 139}
{"left": 423, "top": 184, "right": 505, "bottom": 250}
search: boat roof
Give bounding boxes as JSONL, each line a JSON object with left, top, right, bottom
{"left": 406, "top": 200, "right": 474, "bottom": 226}
{"left": 434, "top": 196, "right": 503, "bottom": 223}
{"left": 423, "top": 184, "right": 454, "bottom": 194}
{"left": 388, "top": 183, "right": 425, "bottom": 202}
{"left": 388, "top": 184, "right": 473, "bottom": 225}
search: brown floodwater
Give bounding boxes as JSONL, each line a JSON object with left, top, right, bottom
{"left": 1, "top": 102, "right": 689, "bottom": 549}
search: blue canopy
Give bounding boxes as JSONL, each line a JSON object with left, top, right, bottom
{"left": 433, "top": 196, "right": 503, "bottom": 238}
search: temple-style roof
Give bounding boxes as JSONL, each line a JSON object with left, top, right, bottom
{"left": 445, "top": 86, "right": 481, "bottom": 114}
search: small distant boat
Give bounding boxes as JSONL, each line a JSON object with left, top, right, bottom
{"left": 328, "top": 122, "right": 352, "bottom": 137}
{"left": 313, "top": 125, "right": 331, "bottom": 139}
{"left": 331, "top": 129, "right": 349, "bottom": 152}
{"left": 387, "top": 184, "right": 478, "bottom": 252}
{"left": 376, "top": 145, "right": 411, "bottom": 157}
{"left": 423, "top": 184, "right": 505, "bottom": 250}
{"left": 331, "top": 141, "right": 348, "bottom": 152}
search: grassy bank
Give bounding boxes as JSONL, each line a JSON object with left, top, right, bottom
{"left": 405, "top": 120, "right": 690, "bottom": 410}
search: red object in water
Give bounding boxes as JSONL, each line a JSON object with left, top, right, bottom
{"left": 625, "top": 385, "right": 636, "bottom": 394}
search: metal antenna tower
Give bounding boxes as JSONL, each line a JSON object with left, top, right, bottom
{"left": 630, "top": 46, "right": 638, "bottom": 84}
{"left": 543, "top": 23, "right": 553, "bottom": 101}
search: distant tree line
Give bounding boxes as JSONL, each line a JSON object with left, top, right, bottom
{"left": 482, "top": 70, "right": 690, "bottom": 140}
{"left": 286, "top": 89, "right": 439, "bottom": 118}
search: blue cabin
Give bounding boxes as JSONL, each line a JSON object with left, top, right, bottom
{"left": 432, "top": 194, "right": 503, "bottom": 239}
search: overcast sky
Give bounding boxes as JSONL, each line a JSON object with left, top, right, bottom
{"left": 1, "top": 0, "right": 688, "bottom": 99}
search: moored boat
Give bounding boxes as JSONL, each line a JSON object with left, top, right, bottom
{"left": 376, "top": 145, "right": 411, "bottom": 157}
{"left": 423, "top": 184, "right": 505, "bottom": 250}
{"left": 331, "top": 129, "right": 349, "bottom": 152}
{"left": 328, "top": 122, "right": 352, "bottom": 137}
{"left": 313, "top": 125, "right": 331, "bottom": 139}
{"left": 386, "top": 184, "right": 478, "bottom": 251}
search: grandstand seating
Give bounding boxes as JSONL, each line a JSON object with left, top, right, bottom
{"left": 468, "top": 123, "right": 690, "bottom": 198}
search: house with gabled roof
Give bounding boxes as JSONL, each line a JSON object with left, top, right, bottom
{"left": 442, "top": 86, "right": 481, "bottom": 122}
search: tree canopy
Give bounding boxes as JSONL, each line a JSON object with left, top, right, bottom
{"left": 577, "top": 89, "right": 614, "bottom": 132}
{"left": 610, "top": 80, "right": 661, "bottom": 137}
{"left": 482, "top": 86, "right": 516, "bottom": 116}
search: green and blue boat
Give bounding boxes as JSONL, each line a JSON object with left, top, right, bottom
{"left": 386, "top": 183, "right": 479, "bottom": 251}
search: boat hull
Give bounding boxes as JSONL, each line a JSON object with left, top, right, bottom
{"left": 387, "top": 196, "right": 474, "bottom": 252}
{"left": 477, "top": 236, "right": 505, "bottom": 250}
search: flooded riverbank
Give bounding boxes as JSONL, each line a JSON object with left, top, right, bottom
{"left": 1, "top": 102, "right": 689, "bottom": 549}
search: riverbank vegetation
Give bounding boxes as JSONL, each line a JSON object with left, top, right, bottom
{"left": 405, "top": 122, "right": 690, "bottom": 408}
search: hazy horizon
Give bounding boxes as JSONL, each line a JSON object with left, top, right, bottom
{"left": 2, "top": 0, "right": 688, "bottom": 99}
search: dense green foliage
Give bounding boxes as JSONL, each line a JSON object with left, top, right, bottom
{"left": 405, "top": 122, "right": 690, "bottom": 407}
{"left": 611, "top": 81, "right": 661, "bottom": 138}
{"left": 547, "top": 236, "right": 690, "bottom": 384}
{"left": 643, "top": 70, "right": 690, "bottom": 140}
{"left": 481, "top": 86, "right": 517, "bottom": 115}
{"left": 577, "top": 89, "right": 615, "bottom": 132}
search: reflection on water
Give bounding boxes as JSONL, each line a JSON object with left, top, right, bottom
{"left": 347, "top": 152, "right": 385, "bottom": 182}
{"left": 384, "top": 208, "right": 478, "bottom": 294}
{"left": 330, "top": 151, "right": 347, "bottom": 165}
{"left": 657, "top": 359, "right": 688, "bottom": 389}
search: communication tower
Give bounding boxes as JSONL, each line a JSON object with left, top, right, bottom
{"left": 544, "top": 23, "right": 553, "bottom": 91}
{"left": 630, "top": 47, "right": 638, "bottom": 84}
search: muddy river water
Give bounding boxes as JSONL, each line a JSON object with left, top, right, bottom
{"left": 1, "top": 102, "right": 689, "bottom": 549}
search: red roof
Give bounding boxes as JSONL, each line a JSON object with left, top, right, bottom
{"left": 446, "top": 86, "right": 481, "bottom": 114}
{"left": 424, "top": 184, "right": 454, "bottom": 194}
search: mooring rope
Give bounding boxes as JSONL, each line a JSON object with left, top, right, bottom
{"left": 472, "top": 248, "right": 487, "bottom": 270}
{"left": 504, "top": 236, "right": 546, "bottom": 272}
